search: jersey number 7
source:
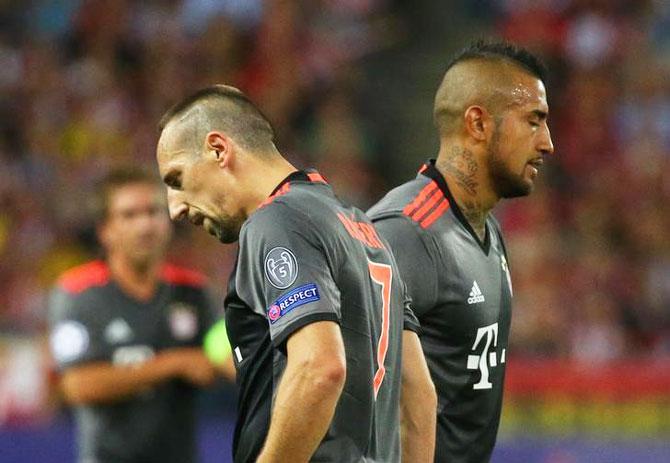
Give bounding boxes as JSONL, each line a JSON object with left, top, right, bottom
{"left": 368, "top": 260, "right": 392, "bottom": 400}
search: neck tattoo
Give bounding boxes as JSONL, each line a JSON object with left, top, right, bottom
{"left": 437, "top": 147, "right": 478, "bottom": 196}
{"left": 437, "top": 148, "right": 487, "bottom": 241}
{"left": 460, "top": 198, "right": 487, "bottom": 241}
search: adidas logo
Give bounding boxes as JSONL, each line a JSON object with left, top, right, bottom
{"left": 467, "top": 281, "right": 485, "bottom": 304}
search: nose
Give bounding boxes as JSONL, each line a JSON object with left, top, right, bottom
{"left": 166, "top": 189, "right": 188, "bottom": 221}
{"left": 539, "top": 124, "right": 554, "bottom": 156}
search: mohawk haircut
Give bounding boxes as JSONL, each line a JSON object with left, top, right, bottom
{"left": 446, "top": 39, "right": 547, "bottom": 83}
{"left": 433, "top": 39, "right": 548, "bottom": 136}
{"left": 158, "top": 85, "right": 275, "bottom": 153}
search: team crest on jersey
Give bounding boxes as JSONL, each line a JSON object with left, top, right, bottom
{"left": 104, "top": 318, "right": 133, "bottom": 344}
{"left": 168, "top": 303, "right": 198, "bottom": 340}
{"left": 264, "top": 247, "right": 298, "bottom": 289}
{"left": 267, "top": 283, "right": 320, "bottom": 324}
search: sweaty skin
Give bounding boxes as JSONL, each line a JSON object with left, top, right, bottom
{"left": 433, "top": 59, "right": 553, "bottom": 239}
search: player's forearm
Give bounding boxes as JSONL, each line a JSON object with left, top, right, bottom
{"left": 257, "top": 357, "right": 345, "bottom": 462}
{"left": 401, "top": 403, "right": 436, "bottom": 462}
{"left": 401, "top": 331, "right": 437, "bottom": 462}
{"left": 61, "top": 356, "right": 177, "bottom": 405}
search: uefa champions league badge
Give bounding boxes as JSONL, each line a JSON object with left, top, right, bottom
{"left": 264, "top": 247, "right": 298, "bottom": 289}
{"left": 168, "top": 303, "right": 198, "bottom": 340}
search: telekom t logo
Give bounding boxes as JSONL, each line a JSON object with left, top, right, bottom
{"left": 466, "top": 322, "right": 505, "bottom": 390}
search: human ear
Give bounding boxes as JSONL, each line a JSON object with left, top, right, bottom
{"left": 206, "top": 132, "right": 232, "bottom": 168}
{"left": 463, "top": 106, "right": 489, "bottom": 142}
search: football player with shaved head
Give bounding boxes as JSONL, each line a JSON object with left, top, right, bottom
{"left": 156, "top": 85, "right": 436, "bottom": 463}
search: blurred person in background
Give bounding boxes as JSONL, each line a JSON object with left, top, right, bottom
{"left": 48, "top": 168, "right": 233, "bottom": 463}
{"left": 156, "top": 85, "right": 436, "bottom": 463}
{"left": 368, "top": 40, "right": 554, "bottom": 463}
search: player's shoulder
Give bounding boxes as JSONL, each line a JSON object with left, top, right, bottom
{"left": 369, "top": 174, "right": 455, "bottom": 236}
{"left": 276, "top": 180, "right": 334, "bottom": 212}
{"left": 160, "top": 263, "right": 207, "bottom": 289}
{"left": 245, "top": 183, "right": 333, "bottom": 235}
{"left": 368, "top": 175, "right": 434, "bottom": 220}
{"left": 56, "top": 260, "right": 110, "bottom": 295}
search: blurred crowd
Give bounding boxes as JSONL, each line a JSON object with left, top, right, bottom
{"left": 0, "top": 0, "right": 400, "bottom": 423}
{"left": 0, "top": 0, "right": 394, "bottom": 337}
{"left": 0, "top": 0, "right": 669, "bottom": 416}
{"left": 489, "top": 0, "right": 670, "bottom": 359}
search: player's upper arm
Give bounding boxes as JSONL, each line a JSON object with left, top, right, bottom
{"left": 401, "top": 330, "right": 434, "bottom": 394}
{"left": 285, "top": 320, "right": 346, "bottom": 387}
{"left": 236, "top": 202, "right": 342, "bottom": 347}
{"left": 402, "top": 296, "right": 422, "bottom": 335}
{"left": 400, "top": 329, "right": 436, "bottom": 462}
{"left": 374, "top": 216, "right": 438, "bottom": 317}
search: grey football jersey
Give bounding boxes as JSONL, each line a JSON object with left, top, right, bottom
{"left": 225, "top": 170, "right": 418, "bottom": 463}
{"left": 48, "top": 261, "right": 216, "bottom": 463}
{"left": 368, "top": 160, "right": 513, "bottom": 463}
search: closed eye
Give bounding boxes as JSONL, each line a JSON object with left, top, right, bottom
{"left": 163, "top": 170, "right": 182, "bottom": 190}
{"left": 529, "top": 109, "right": 548, "bottom": 128}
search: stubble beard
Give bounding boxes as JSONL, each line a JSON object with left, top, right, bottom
{"left": 487, "top": 127, "right": 533, "bottom": 199}
{"left": 212, "top": 212, "right": 246, "bottom": 244}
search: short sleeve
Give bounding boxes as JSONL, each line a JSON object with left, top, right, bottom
{"left": 48, "top": 287, "right": 109, "bottom": 371}
{"left": 402, "top": 284, "right": 421, "bottom": 334}
{"left": 374, "top": 216, "right": 438, "bottom": 317}
{"left": 236, "top": 203, "right": 341, "bottom": 347}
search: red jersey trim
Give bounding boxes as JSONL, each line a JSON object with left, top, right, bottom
{"left": 307, "top": 172, "right": 328, "bottom": 184}
{"left": 161, "top": 264, "right": 207, "bottom": 287}
{"left": 259, "top": 183, "right": 291, "bottom": 209}
{"left": 258, "top": 170, "right": 327, "bottom": 210}
{"left": 402, "top": 182, "right": 438, "bottom": 217}
{"left": 58, "top": 260, "right": 110, "bottom": 294}
{"left": 420, "top": 199, "right": 450, "bottom": 229}
{"left": 402, "top": 180, "right": 450, "bottom": 229}
{"left": 410, "top": 190, "right": 443, "bottom": 222}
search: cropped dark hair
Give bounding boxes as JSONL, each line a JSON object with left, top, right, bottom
{"left": 446, "top": 39, "right": 546, "bottom": 83}
{"left": 92, "top": 168, "right": 159, "bottom": 223}
{"left": 158, "top": 85, "right": 275, "bottom": 152}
